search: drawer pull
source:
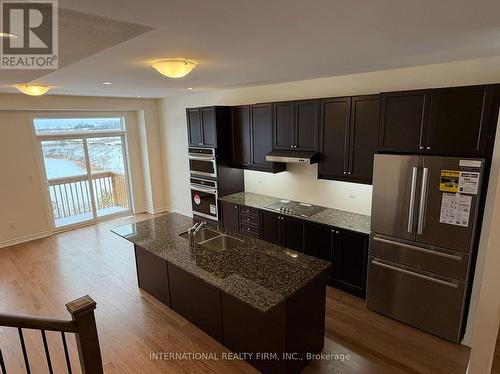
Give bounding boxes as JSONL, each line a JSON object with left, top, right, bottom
{"left": 373, "top": 236, "right": 462, "bottom": 261}
{"left": 371, "top": 260, "right": 458, "bottom": 288}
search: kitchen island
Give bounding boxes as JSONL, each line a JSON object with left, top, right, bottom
{"left": 112, "top": 213, "right": 330, "bottom": 374}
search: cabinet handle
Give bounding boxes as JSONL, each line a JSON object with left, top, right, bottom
{"left": 343, "top": 171, "right": 347, "bottom": 175}
{"left": 419, "top": 146, "right": 424, "bottom": 150}
{"left": 290, "top": 145, "right": 294, "bottom": 148}
{"left": 234, "top": 205, "right": 238, "bottom": 209}
{"left": 426, "top": 146, "right": 431, "bottom": 150}
{"left": 198, "top": 143, "right": 203, "bottom": 146}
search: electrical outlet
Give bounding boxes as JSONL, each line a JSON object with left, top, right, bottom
{"left": 9, "top": 221, "right": 15, "bottom": 229}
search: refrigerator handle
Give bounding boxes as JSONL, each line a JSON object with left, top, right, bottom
{"left": 407, "top": 166, "right": 418, "bottom": 233}
{"left": 417, "top": 167, "right": 429, "bottom": 235}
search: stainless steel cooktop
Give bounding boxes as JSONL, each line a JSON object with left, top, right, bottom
{"left": 264, "top": 200, "right": 326, "bottom": 218}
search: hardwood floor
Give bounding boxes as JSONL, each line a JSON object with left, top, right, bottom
{"left": 0, "top": 213, "right": 471, "bottom": 374}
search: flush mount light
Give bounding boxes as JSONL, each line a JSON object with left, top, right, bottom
{"left": 15, "top": 83, "right": 50, "bottom": 96}
{"left": 0, "top": 32, "right": 17, "bottom": 38}
{"left": 152, "top": 59, "right": 196, "bottom": 78}
{"left": 188, "top": 87, "right": 193, "bottom": 90}
{"left": 101, "top": 81, "right": 113, "bottom": 85}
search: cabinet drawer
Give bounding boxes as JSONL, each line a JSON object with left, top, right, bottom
{"left": 367, "top": 257, "right": 464, "bottom": 342}
{"left": 240, "top": 206, "right": 259, "bottom": 216}
{"left": 240, "top": 213, "right": 260, "bottom": 226}
{"left": 240, "top": 223, "right": 260, "bottom": 237}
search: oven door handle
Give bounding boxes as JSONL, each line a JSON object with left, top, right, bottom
{"left": 191, "top": 185, "right": 218, "bottom": 194}
{"left": 188, "top": 155, "right": 216, "bottom": 161}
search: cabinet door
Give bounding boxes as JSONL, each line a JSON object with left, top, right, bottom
{"left": 187, "top": 108, "right": 203, "bottom": 146}
{"left": 221, "top": 201, "right": 239, "bottom": 233}
{"left": 333, "top": 230, "right": 368, "bottom": 298}
{"left": 295, "top": 100, "right": 319, "bottom": 151}
{"left": 303, "top": 222, "right": 333, "bottom": 280}
{"left": 426, "top": 86, "right": 492, "bottom": 156}
{"left": 231, "top": 106, "right": 252, "bottom": 167}
{"left": 168, "top": 263, "right": 222, "bottom": 341}
{"left": 134, "top": 245, "right": 170, "bottom": 306}
{"left": 201, "top": 107, "right": 216, "bottom": 147}
{"left": 348, "top": 95, "right": 380, "bottom": 183}
{"left": 260, "top": 209, "right": 281, "bottom": 245}
{"left": 379, "top": 90, "right": 430, "bottom": 153}
{"left": 251, "top": 104, "right": 274, "bottom": 169}
{"left": 318, "top": 97, "right": 351, "bottom": 179}
{"left": 283, "top": 216, "right": 304, "bottom": 252}
{"left": 273, "top": 102, "right": 295, "bottom": 150}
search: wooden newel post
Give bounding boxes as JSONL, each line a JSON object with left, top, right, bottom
{"left": 66, "top": 295, "right": 104, "bottom": 374}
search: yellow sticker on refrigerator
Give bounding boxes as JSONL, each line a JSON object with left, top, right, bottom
{"left": 439, "top": 170, "right": 460, "bottom": 193}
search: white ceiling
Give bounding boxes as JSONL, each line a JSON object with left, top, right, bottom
{"left": 2, "top": 0, "right": 500, "bottom": 98}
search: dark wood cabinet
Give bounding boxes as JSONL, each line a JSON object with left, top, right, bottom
{"left": 426, "top": 85, "right": 492, "bottom": 156}
{"left": 319, "top": 95, "right": 379, "bottom": 184}
{"left": 378, "top": 90, "right": 430, "bottom": 153}
{"left": 221, "top": 200, "right": 240, "bottom": 233}
{"left": 168, "top": 263, "right": 223, "bottom": 342}
{"left": 134, "top": 245, "right": 170, "bottom": 306}
{"left": 187, "top": 108, "right": 203, "bottom": 147}
{"left": 260, "top": 209, "right": 304, "bottom": 252}
{"left": 272, "top": 99, "right": 319, "bottom": 151}
{"left": 379, "top": 85, "right": 493, "bottom": 156}
{"left": 231, "top": 106, "right": 252, "bottom": 167}
{"left": 260, "top": 209, "right": 281, "bottom": 245}
{"left": 303, "top": 222, "right": 334, "bottom": 282}
{"left": 332, "top": 230, "right": 368, "bottom": 298}
{"left": 282, "top": 216, "right": 304, "bottom": 252}
{"left": 186, "top": 106, "right": 230, "bottom": 148}
{"left": 231, "top": 104, "right": 286, "bottom": 173}
{"left": 200, "top": 107, "right": 216, "bottom": 147}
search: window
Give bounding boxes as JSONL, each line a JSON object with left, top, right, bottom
{"left": 34, "top": 117, "right": 132, "bottom": 228}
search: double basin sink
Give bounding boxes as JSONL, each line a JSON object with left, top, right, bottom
{"left": 180, "top": 228, "right": 243, "bottom": 251}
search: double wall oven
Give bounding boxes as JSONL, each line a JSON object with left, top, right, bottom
{"left": 189, "top": 147, "right": 219, "bottom": 221}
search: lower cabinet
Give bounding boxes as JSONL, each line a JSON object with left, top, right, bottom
{"left": 260, "top": 210, "right": 304, "bottom": 252}
{"left": 134, "top": 245, "right": 170, "bottom": 306}
{"left": 303, "top": 222, "right": 368, "bottom": 298}
{"left": 168, "top": 263, "right": 223, "bottom": 342}
{"left": 221, "top": 200, "right": 239, "bottom": 233}
{"left": 332, "top": 229, "right": 369, "bottom": 298}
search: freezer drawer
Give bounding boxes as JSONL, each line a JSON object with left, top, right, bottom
{"left": 370, "top": 235, "right": 469, "bottom": 280}
{"left": 366, "top": 257, "right": 465, "bottom": 342}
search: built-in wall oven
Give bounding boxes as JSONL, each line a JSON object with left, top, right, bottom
{"left": 188, "top": 147, "right": 217, "bottom": 178}
{"left": 190, "top": 177, "right": 218, "bottom": 221}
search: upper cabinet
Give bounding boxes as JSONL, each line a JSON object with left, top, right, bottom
{"left": 318, "top": 95, "right": 380, "bottom": 184}
{"left": 231, "top": 104, "right": 286, "bottom": 173}
{"left": 187, "top": 106, "right": 230, "bottom": 148}
{"left": 272, "top": 99, "right": 319, "bottom": 151}
{"left": 379, "top": 85, "right": 493, "bottom": 156}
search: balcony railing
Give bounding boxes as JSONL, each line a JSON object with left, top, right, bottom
{"left": 48, "top": 171, "right": 129, "bottom": 221}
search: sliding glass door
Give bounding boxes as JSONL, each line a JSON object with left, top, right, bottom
{"left": 34, "top": 117, "right": 132, "bottom": 229}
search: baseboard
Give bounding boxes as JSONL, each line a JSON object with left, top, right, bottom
{"left": 0, "top": 230, "right": 52, "bottom": 249}
{"left": 461, "top": 334, "right": 473, "bottom": 347}
{"left": 164, "top": 206, "right": 193, "bottom": 218}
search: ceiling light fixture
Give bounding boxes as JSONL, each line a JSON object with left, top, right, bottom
{"left": 102, "top": 81, "right": 113, "bottom": 85}
{"left": 15, "top": 83, "right": 50, "bottom": 96}
{"left": 188, "top": 87, "right": 193, "bottom": 90}
{"left": 152, "top": 59, "right": 196, "bottom": 78}
{"left": 0, "top": 32, "right": 17, "bottom": 38}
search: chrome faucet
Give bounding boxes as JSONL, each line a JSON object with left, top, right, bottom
{"left": 188, "top": 221, "right": 206, "bottom": 250}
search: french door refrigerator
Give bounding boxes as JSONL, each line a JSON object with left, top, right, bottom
{"left": 366, "top": 154, "right": 484, "bottom": 342}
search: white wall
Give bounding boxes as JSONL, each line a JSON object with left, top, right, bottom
{"left": 158, "top": 55, "right": 500, "bottom": 350}
{"left": 0, "top": 94, "right": 165, "bottom": 247}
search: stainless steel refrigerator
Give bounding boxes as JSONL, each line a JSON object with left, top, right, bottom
{"left": 366, "top": 154, "right": 484, "bottom": 342}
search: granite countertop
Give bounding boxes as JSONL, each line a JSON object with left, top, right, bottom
{"left": 219, "top": 192, "right": 371, "bottom": 234}
{"left": 112, "top": 213, "right": 330, "bottom": 313}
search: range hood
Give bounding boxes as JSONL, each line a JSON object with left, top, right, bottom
{"left": 265, "top": 149, "right": 319, "bottom": 164}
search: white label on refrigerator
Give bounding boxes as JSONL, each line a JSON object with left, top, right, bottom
{"left": 209, "top": 204, "right": 216, "bottom": 215}
{"left": 459, "top": 159, "right": 482, "bottom": 168}
{"left": 439, "top": 193, "right": 472, "bottom": 227}
{"left": 458, "top": 171, "right": 480, "bottom": 195}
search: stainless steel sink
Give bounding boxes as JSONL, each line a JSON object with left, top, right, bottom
{"left": 179, "top": 228, "right": 220, "bottom": 243}
{"left": 199, "top": 234, "right": 243, "bottom": 252}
